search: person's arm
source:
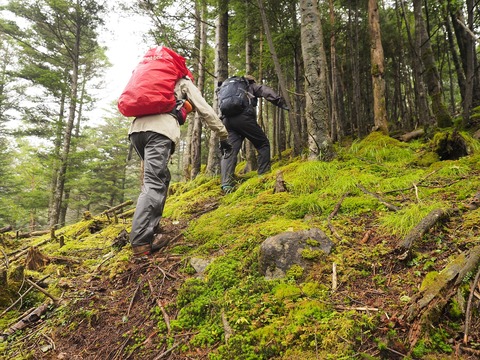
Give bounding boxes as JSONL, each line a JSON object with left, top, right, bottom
{"left": 180, "top": 78, "right": 229, "bottom": 140}
{"left": 251, "top": 83, "right": 289, "bottom": 110}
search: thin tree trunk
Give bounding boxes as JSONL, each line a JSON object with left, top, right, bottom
{"left": 399, "top": 0, "right": 430, "bottom": 128}
{"left": 349, "top": 5, "right": 362, "bottom": 137}
{"left": 50, "top": 14, "right": 81, "bottom": 228}
{"left": 189, "top": 0, "right": 206, "bottom": 179}
{"left": 445, "top": 14, "right": 466, "bottom": 104}
{"left": 206, "top": 0, "right": 228, "bottom": 176}
{"left": 257, "top": 0, "right": 302, "bottom": 156}
{"left": 462, "top": 0, "right": 474, "bottom": 127}
{"left": 413, "top": 0, "right": 452, "bottom": 128}
{"left": 243, "top": 0, "right": 257, "bottom": 174}
{"left": 329, "top": 0, "right": 339, "bottom": 142}
{"left": 368, "top": 0, "right": 388, "bottom": 135}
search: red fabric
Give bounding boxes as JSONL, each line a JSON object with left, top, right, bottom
{"left": 118, "top": 46, "right": 194, "bottom": 117}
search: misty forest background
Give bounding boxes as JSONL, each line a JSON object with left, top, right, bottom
{"left": 0, "top": 0, "right": 477, "bottom": 233}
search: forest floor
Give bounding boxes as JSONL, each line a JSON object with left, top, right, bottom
{"left": 3, "top": 132, "right": 480, "bottom": 359}
{"left": 7, "top": 198, "right": 480, "bottom": 360}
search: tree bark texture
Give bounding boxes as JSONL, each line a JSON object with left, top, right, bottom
{"left": 299, "top": 0, "right": 333, "bottom": 160}
{"left": 368, "top": 0, "right": 389, "bottom": 135}
{"left": 206, "top": 0, "right": 228, "bottom": 176}
{"left": 413, "top": 0, "right": 452, "bottom": 128}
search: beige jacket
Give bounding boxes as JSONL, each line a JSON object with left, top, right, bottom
{"left": 129, "top": 77, "right": 228, "bottom": 145}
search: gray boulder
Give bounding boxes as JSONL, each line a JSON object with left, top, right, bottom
{"left": 259, "top": 228, "right": 334, "bottom": 280}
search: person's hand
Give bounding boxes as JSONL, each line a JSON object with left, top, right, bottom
{"left": 219, "top": 140, "right": 233, "bottom": 159}
{"left": 277, "top": 99, "right": 289, "bottom": 111}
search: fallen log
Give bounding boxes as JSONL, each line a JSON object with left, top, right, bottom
{"left": 100, "top": 200, "right": 133, "bottom": 216}
{"left": 399, "top": 128, "right": 425, "bottom": 142}
{"left": 406, "top": 245, "right": 480, "bottom": 348}
{"left": 1, "top": 302, "right": 50, "bottom": 340}
{"left": 395, "top": 208, "right": 452, "bottom": 260}
{"left": 0, "top": 274, "right": 51, "bottom": 317}
{"left": 0, "top": 225, "right": 12, "bottom": 234}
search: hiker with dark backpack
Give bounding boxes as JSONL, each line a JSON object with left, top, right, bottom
{"left": 218, "top": 75, "right": 289, "bottom": 193}
{"left": 119, "top": 46, "right": 232, "bottom": 258}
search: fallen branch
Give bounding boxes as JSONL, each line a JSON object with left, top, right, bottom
{"left": 1, "top": 302, "right": 50, "bottom": 340}
{"left": 464, "top": 263, "right": 480, "bottom": 344}
{"left": 0, "top": 275, "right": 51, "bottom": 318}
{"left": 327, "top": 192, "right": 349, "bottom": 241}
{"left": 127, "top": 282, "right": 142, "bottom": 317}
{"left": 100, "top": 200, "right": 133, "bottom": 216}
{"left": 334, "top": 305, "right": 379, "bottom": 312}
{"left": 7, "top": 238, "right": 52, "bottom": 260}
{"left": 356, "top": 183, "right": 400, "bottom": 211}
{"left": 152, "top": 341, "right": 182, "bottom": 360}
{"left": 382, "top": 169, "right": 441, "bottom": 195}
{"left": 396, "top": 208, "right": 452, "bottom": 260}
{"left": 0, "top": 225, "right": 12, "bottom": 234}
{"left": 25, "top": 279, "right": 61, "bottom": 304}
{"left": 147, "top": 279, "right": 170, "bottom": 334}
{"left": 16, "top": 229, "right": 50, "bottom": 239}
{"left": 406, "top": 245, "right": 480, "bottom": 348}
{"left": 399, "top": 128, "right": 424, "bottom": 142}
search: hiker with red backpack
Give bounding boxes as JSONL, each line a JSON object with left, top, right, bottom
{"left": 118, "top": 46, "right": 232, "bottom": 257}
{"left": 218, "top": 75, "right": 289, "bottom": 193}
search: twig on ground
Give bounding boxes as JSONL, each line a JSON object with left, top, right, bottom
{"left": 0, "top": 275, "right": 51, "bottom": 318}
{"left": 327, "top": 192, "right": 349, "bottom": 241}
{"left": 95, "top": 252, "right": 115, "bottom": 271}
{"left": 357, "top": 183, "right": 400, "bottom": 211}
{"left": 127, "top": 282, "right": 142, "bottom": 317}
{"left": 25, "top": 279, "right": 61, "bottom": 304}
{"left": 147, "top": 279, "right": 170, "bottom": 334}
{"left": 334, "top": 305, "right": 379, "bottom": 312}
{"left": 332, "top": 262, "right": 337, "bottom": 292}
{"left": 153, "top": 341, "right": 182, "bottom": 360}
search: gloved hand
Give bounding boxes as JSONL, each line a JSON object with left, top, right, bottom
{"left": 277, "top": 99, "right": 289, "bottom": 111}
{"left": 219, "top": 140, "right": 233, "bottom": 159}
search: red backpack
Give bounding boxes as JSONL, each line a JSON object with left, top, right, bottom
{"left": 117, "top": 46, "right": 194, "bottom": 118}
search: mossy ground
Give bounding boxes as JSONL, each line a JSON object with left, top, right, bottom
{"left": 2, "top": 133, "right": 480, "bottom": 359}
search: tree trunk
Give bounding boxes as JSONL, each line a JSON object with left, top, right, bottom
{"left": 398, "top": 0, "right": 430, "bottom": 128}
{"left": 461, "top": 0, "right": 474, "bottom": 128}
{"left": 329, "top": 0, "right": 339, "bottom": 142}
{"left": 413, "top": 0, "right": 452, "bottom": 128}
{"left": 206, "top": 0, "right": 228, "bottom": 176}
{"left": 368, "top": 0, "right": 389, "bottom": 135}
{"left": 243, "top": 0, "right": 257, "bottom": 174}
{"left": 257, "top": 0, "right": 303, "bottom": 156}
{"left": 349, "top": 5, "right": 363, "bottom": 137}
{"left": 50, "top": 14, "right": 81, "bottom": 228}
{"left": 299, "top": 0, "right": 333, "bottom": 160}
{"left": 189, "top": 0, "right": 206, "bottom": 179}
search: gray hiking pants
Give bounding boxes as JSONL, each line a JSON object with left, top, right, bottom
{"left": 129, "top": 132, "right": 172, "bottom": 247}
{"left": 221, "top": 113, "right": 271, "bottom": 188}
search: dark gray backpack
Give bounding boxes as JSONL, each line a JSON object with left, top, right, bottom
{"left": 218, "top": 76, "right": 251, "bottom": 116}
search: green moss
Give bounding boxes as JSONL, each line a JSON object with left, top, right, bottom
{"left": 273, "top": 283, "right": 302, "bottom": 301}
{"left": 379, "top": 202, "right": 449, "bottom": 237}
{"left": 301, "top": 248, "right": 323, "bottom": 260}
{"left": 286, "top": 265, "right": 304, "bottom": 280}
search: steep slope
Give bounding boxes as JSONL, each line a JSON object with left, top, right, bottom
{"left": 2, "top": 132, "right": 480, "bottom": 359}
